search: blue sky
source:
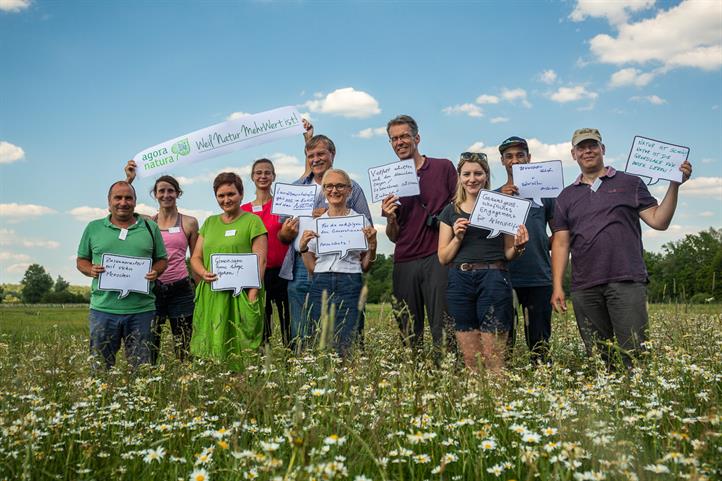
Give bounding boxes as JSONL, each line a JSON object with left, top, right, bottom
{"left": 1, "top": 0, "right": 720, "bottom": 284}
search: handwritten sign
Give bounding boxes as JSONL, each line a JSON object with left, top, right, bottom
{"left": 368, "top": 159, "right": 420, "bottom": 203}
{"left": 469, "top": 190, "right": 531, "bottom": 239}
{"left": 98, "top": 254, "right": 151, "bottom": 299}
{"left": 210, "top": 254, "right": 261, "bottom": 297}
{"left": 271, "top": 183, "right": 318, "bottom": 217}
{"left": 625, "top": 136, "right": 689, "bottom": 185}
{"left": 293, "top": 216, "right": 316, "bottom": 252}
{"left": 513, "top": 160, "right": 564, "bottom": 206}
{"left": 316, "top": 215, "right": 367, "bottom": 258}
{"left": 133, "top": 106, "right": 304, "bottom": 178}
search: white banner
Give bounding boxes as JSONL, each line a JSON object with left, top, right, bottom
{"left": 98, "top": 254, "right": 152, "bottom": 299}
{"left": 133, "top": 106, "right": 305, "bottom": 178}
{"left": 210, "top": 253, "right": 261, "bottom": 297}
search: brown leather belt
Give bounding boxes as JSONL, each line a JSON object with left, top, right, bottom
{"left": 455, "top": 261, "right": 507, "bottom": 272}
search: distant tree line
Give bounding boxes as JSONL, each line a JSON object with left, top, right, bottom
{"left": 1, "top": 264, "right": 88, "bottom": 304}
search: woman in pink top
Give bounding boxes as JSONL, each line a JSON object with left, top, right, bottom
{"left": 125, "top": 161, "right": 199, "bottom": 363}
{"left": 241, "top": 158, "right": 290, "bottom": 346}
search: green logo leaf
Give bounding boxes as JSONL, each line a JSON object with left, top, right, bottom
{"left": 171, "top": 138, "right": 191, "bottom": 156}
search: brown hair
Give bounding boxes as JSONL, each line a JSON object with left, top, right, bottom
{"left": 453, "top": 152, "right": 490, "bottom": 213}
{"left": 251, "top": 158, "right": 275, "bottom": 176}
{"left": 151, "top": 175, "right": 183, "bottom": 197}
{"left": 304, "top": 135, "right": 336, "bottom": 156}
{"left": 213, "top": 172, "right": 244, "bottom": 196}
{"left": 386, "top": 114, "right": 419, "bottom": 137}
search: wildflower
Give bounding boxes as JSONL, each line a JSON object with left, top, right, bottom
{"left": 480, "top": 439, "right": 497, "bottom": 451}
{"left": 189, "top": 468, "right": 210, "bottom": 481}
{"left": 217, "top": 440, "right": 229, "bottom": 450}
{"left": 354, "top": 476, "right": 373, "bottom": 481}
{"left": 143, "top": 447, "right": 166, "bottom": 463}
{"left": 195, "top": 448, "right": 213, "bottom": 465}
{"left": 260, "top": 441, "right": 280, "bottom": 452}
{"left": 644, "top": 464, "right": 670, "bottom": 474}
{"left": 543, "top": 427, "right": 558, "bottom": 436}
{"left": 486, "top": 463, "right": 504, "bottom": 476}
{"left": 324, "top": 434, "right": 347, "bottom": 446}
{"left": 413, "top": 454, "right": 431, "bottom": 464}
{"left": 522, "top": 432, "right": 541, "bottom": 444}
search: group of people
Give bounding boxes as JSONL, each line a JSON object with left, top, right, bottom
{"left": 77, "top": 115, "right": 692, "bottom": 373}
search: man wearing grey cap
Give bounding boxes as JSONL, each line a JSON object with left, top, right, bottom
{"left": 550, "top": 128, "right": 692, "bottom": 368}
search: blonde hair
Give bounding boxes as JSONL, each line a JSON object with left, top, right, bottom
{"left": 453, "top": 152, "right": 490, "bottom": 213}
{"left": 321, "top": 168, "right": 352, "bottom": 186}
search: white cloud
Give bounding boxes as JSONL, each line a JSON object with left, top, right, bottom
{"left": 0, "top": 141, "right": 25, "bottom": 164}
{"left": 500, "top": 88, "right": 532, "bottom": 108}
{"left": 0, "top": 229, "right": 60, "bottom": 249}
{"left": 539, "top": 69, "right": 558, "bottom": 84}
{"left": 588, "top": 1, "right": 722, "bottom": 71}
{"left": 304, "top": 87, "right": 381, "bottom": 118}
{"left": 475, "top": 94, "right": 500, "bottom": 104}
{"left": 6, "top": 263, "right": 31, "bottom": 274}
{"left": 699, "top": 211, "right": 715, "bottom": 217}
{"left": 630, "top": 94, "right": 667, "bottom": 105}
{"left": 490, "top": 117, "right": 509, "bottom": 124}
{"left": 467, "top": 138, "right": 575, "bottom": 165}
{"left": 550, "top": 85, "right": 599, "bottom": 103}
{"left": 0, "top": 0, "right": 31, "bottom": 13}
{"left": 226, "top": 111, "right": 251, "bottom": 121}
{"left": 570, "top": 0, "right": 655, "bottom": 26}
{"left": 0, "top": 203, "right": 56, "bottom": 219}
{"left": 179, "top": 208, "right": 214, "bottom": 223}
{"left": 353, "top": 127, "right": 386, "bottom": 139}
{"left": 701, "top": 158, "right": 715, "bottom": 164}
{"left": 135, "top": 203, "right": 157, "bottom": 216}
{"left": 0, "top": 251, "right": 31, "bottom": 262}
{"left": 442, "top": 103, "right": 484, "bottom": 118}
{"left": 69, "top": 206, "right": 107, "bottom": 222}
{"left": 680, "top": 176, "right": 722, "bottom": 199}
{"left": 609, "top": 67, "right": 657, "bottom": 87}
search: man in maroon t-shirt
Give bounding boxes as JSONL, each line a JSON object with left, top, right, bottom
{"left": 550, "top": 128, "right": 692, "bottom": 367}
{"left": 381, "top": 115, "right": 457, "bottom": 350}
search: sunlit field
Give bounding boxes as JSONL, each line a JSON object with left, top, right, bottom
{"left": 1, "top": 303, "right": 720, "bottom": 481}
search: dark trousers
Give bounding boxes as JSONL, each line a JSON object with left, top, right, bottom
{"left": 392, "top": 253, "right": 451, "bottom": 350}
{"left": 510, "top": 285, "right": 553, "bottom": 363}
{"left": 571, "top": 281, "right": 648, "bottom": 368}
{"left": 150, "top": 314, "right": 193, "bottom": 364}
{"left": 264, "top": 267, "right": 290, "bottom": 346}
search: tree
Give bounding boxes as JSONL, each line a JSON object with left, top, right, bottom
{"left": 20, "top": 264, "right": 53, "bottom": 304}
{"left": 365, "top": 254, "right": 394, "bottom": 304}
{"left": 54, "top": 275, "right": 70, "bottom": 293}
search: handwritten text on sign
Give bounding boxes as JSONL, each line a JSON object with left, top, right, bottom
{"left": 316, "top": 215, "right": 367, "bottom": 258}
{"left": 294, "top": 216, "right": 316, "bottom": 252}
{"left": 210, "top": 254, "right": 261, "bottom": 297}
{"left": 133, "top": 106, "right": 305, "bottom": 178}
{"left": 271, "top": 183, "right": 318, "bottom": 217}
{"left": 512, "top": 160, "right": 564, "bottom": 206}
{"left": 469, "top": 190, "right": 531, "bottom": 239}
{"left": 625, "top": 136, "right": 689, "bottom": 185}
{"left": 368, "top": 159, "right": 420, "bottom": 203}
{"left": 98, "top": 254, "right": 151, "bottom": 299}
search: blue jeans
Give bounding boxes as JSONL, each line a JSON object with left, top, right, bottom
{"left": 89, "top": 309, "right": 155, "bottom": 370}
{"left": 288, "top": 255, "right": 312, "bottom": 348}
{"left": 308, "top": 272, "right": 363, "bottom": 357}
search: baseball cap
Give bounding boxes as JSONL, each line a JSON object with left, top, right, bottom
{"left": 498, "top": 136, "right": 528, "bottom": 154}
{"left": 571, "top": 128, "right": 602, "bottom": 146}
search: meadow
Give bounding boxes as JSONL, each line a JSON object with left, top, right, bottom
{"left": 0, "top": 303, "right": 720, "bottom": 481}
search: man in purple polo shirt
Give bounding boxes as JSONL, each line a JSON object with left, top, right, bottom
{"left": 381, "top": 115, "right": 457, "bottom": 350}
{"left": 550, "top": 128, "right": 692, "bottom": 367}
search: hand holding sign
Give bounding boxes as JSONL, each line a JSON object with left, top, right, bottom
{"left": 293, "top": 216, "right": 316, "bottom": 252}
{"left": 210, "top": 254, "right": 261, "bottom": 297}
{"left": 625, "top": 136, "right": 690, "bottom": 185}
{"left": 512, "top": 160, "right": 564, "bottom": 206}
{"left": 98, "top": 254, "right": 152, "bottom": 299}
{"left": 271, "top": 183, "right": 318, "bottom": 217}
{"left": 315, "top": 215, "right": 368, "bottom": 258}
{"left": 469, "top": 190, "right": 532, "bottom": 239}
{"left": 368, "top": 159, "right": 420, "bottom": 203}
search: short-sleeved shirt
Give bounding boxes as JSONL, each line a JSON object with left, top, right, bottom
{"left": 493, "top": 188, "right": 554, "bottom": 288}
{"left": 279, "top": 173, "right": 372, "bottom": 281}
{"left": 552, "top": 167, "right": 658, "bottom": 291}
{"left": 199, "top": 212, "right": 267, "bottom": 268}
{"left": 241, "top": 200, "right": 289, "bottom": 269}
{"left": 307, "top": 209, "right": 368, "bottom": 274}
{"left": 438, "top": 203, "right": 505, "bottom": 264}
{"left": 388, "top": 157, "right": 457, "bottom": 263}
{"left": 77, "top": 215, "right": 168, "bottom": 314}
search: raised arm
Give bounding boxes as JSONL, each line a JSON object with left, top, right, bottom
{"left": 639, "top": 160, "right": 692, "bottom": 230}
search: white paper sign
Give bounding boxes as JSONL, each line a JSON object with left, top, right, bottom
{"left": 293, "top": 216, "right": 316, "bottom": 252}
{"left": 513, "top": 160, "right": 565, "bottom": 206}
{"left": 625, "top": 135, "right": 689, "bottom": 185}
{"left": 98, "top": 254, "right": 152, "bottom": 299}
{"left": 271, "top": 183, "right": 318, "bottom": 217}
{"left": 133, "top": 106, "right": 305, "bottom": 178}
{"left": 368, "top": 159, "right": 420, "bottom": 203}
{"left": 210, "top": 254, "right": 261, "bottom": 297}
{"left": 469, "top": 190, "right": 532, "bottom": 239}
{"left": 315, "top": 215, "right": 367, "bottom": 258}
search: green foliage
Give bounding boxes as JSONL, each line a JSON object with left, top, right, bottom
{"left": 53, "top": 275, "right": 70, "bottom": 293}
{"left": 20, "top": 264, "right": 54, "bottom": 304}
{"left": 364, "top": 253, "right": 393, "bottom": 304}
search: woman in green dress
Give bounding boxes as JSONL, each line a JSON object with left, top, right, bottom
{"left": 190, "top": 172, "right": 268, "bottom": 370}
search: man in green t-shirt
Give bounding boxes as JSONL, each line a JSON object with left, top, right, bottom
{"left": 77, "top": 181, "right": 167, "bottom": 370}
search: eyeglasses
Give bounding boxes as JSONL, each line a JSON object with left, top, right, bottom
{"left": 460, "top": 152, "right": 488, "bottom": 161}
{"left": 323, "top": 183, "right": 349, "bottom": 192}
{"left": 388, "top": 133, "right": 414, "bottom": 144}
